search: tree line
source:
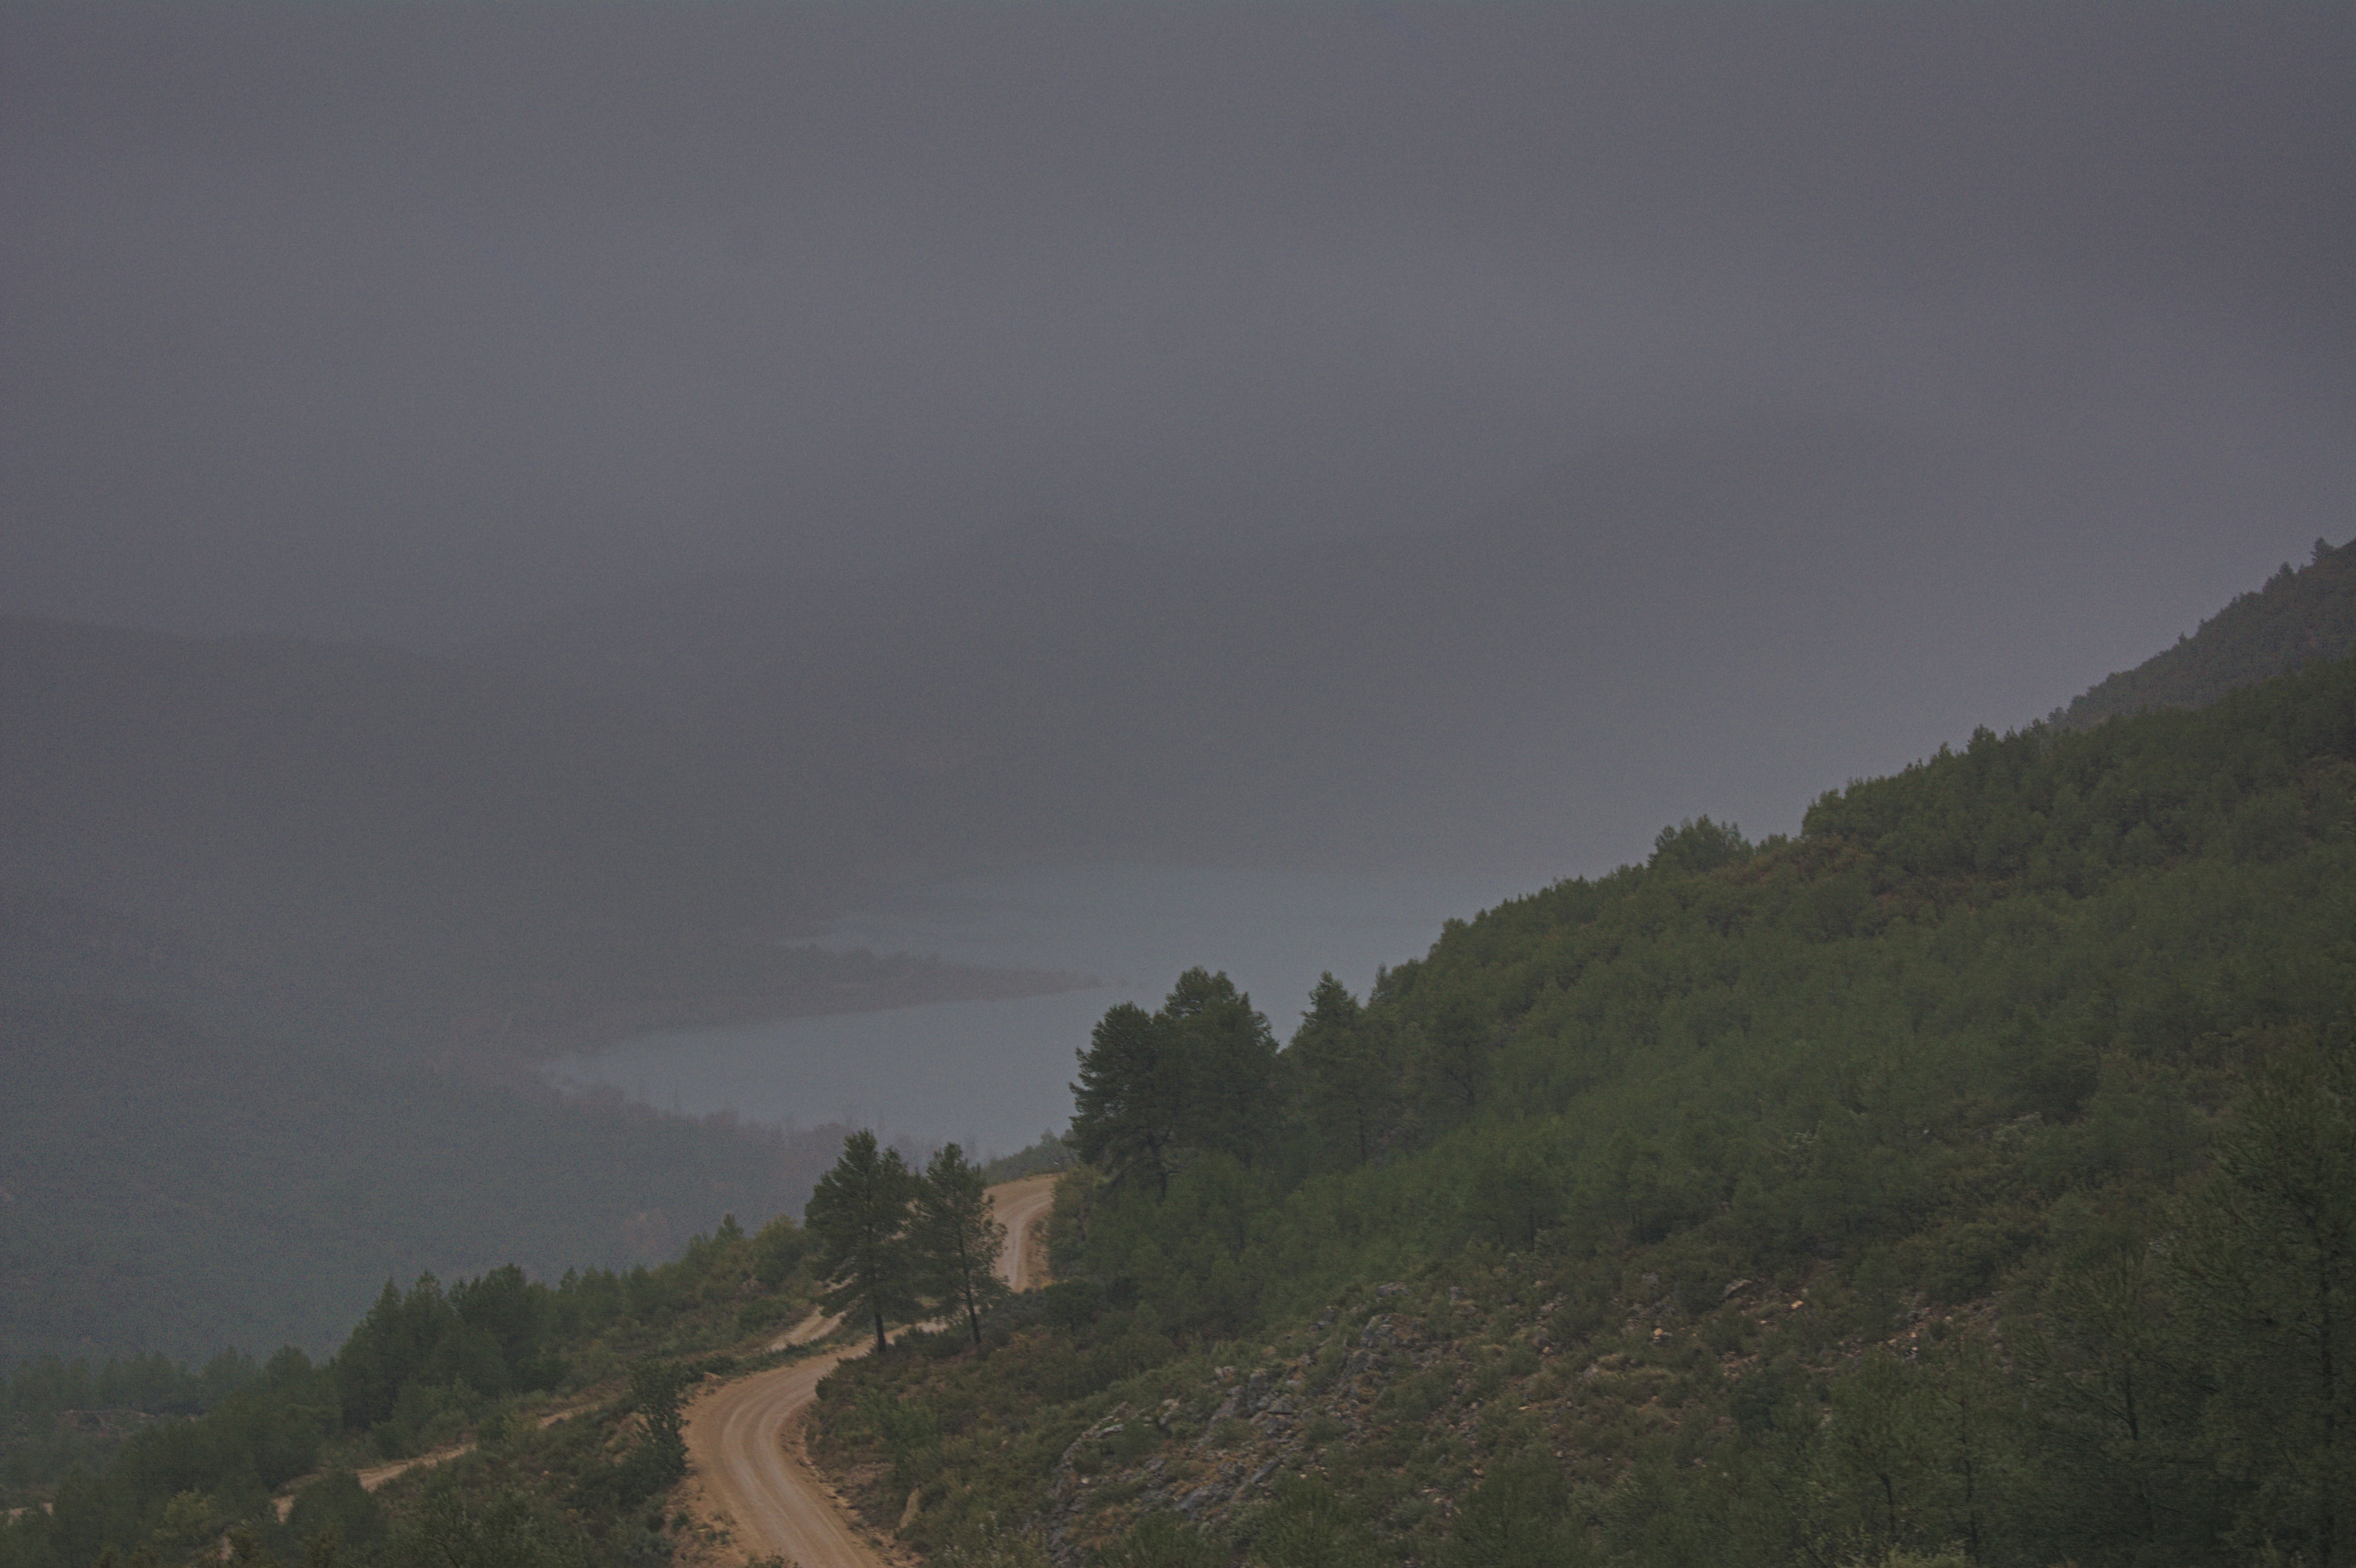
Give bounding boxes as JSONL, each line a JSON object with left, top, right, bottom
{"left": 804, "top": 1135, "right": 1010, "bottom": 1352}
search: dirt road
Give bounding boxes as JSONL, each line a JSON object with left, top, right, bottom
{"left": 684, "top": 1172, "right": 1061, "bottom": 1568}
{"left": 274, "top": 1400, "right": 595, "bottom": 1521}
{"left": 990, "top": 1172, "right": 1058, "bottom": 1294}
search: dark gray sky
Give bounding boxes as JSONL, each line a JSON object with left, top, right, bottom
{"left": 4, "top": 3, "right": 2349, "bottom": 657}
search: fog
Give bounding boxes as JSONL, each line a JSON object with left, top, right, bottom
{"left": 5, "top": 4, "right": 2347, "bottom": 662}
{"left": 3, "top": 5, "right": 2352, "bottom": 1361}
{"left": 7, "top": 0, "right": 2353, "bottom": 1064}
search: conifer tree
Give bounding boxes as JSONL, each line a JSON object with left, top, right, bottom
{"left": 1160, "top": 967, "right": 1278, "bottom": 1167}
{"left": 805, "top": 1130, "right": 921, "bottom": 1353}
{"left": 913, "top": 1143, "right": 1009, "bottom": 1348}
{"left": 1289, "top": 973, "right": 1391, "bottom": 1168}
{"left": 1072, "top": 1001, "right": 1183, "bottom": 1197}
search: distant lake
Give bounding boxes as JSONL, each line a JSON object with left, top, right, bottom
{"left": 540, "top": 862, "right": 1544, "bottom": 1158}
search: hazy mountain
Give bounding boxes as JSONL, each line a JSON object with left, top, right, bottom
{"left": 1, "top": 615, "right": 1098, "bottom": 1064}
{"left": 2052, "top": 533, "right": 2355, "bottom": 728}
{"left": 0, "top": 884, "right": 865, "bottom": 1364}
{"left": 10, "top": 421, "right": 2340, "bottom": 1369}
{"left": 0, "top": 626, "right": 1077, "bottom": 1364}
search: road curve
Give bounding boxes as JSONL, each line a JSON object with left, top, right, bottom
{"left": 684, "top": 1173, "right": 1063, "bottom": 1568}
{"left": 988, "top": 1173, "right": 1058, "bottom": 1294}
{"left": 689, "top": 1346, "right": 874, "bottom": 1567}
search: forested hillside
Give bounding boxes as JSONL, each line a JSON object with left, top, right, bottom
{"left": 0, "top": 1206, "right": 828, "bottom": 1568}
{"left": 808, "top": 652, "right": 2356, "bottom": 1567}
{"left": 2053, "top": 534, "right": 2354, "bottom": 729}
{"left": 0, "top": 1139, "right": 1019, "bottom": 1568}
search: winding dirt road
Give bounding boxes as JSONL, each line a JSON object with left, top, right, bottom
{"left": 684, "top": 1174, "right": 1060, "bottom": 1568}
{"left": 992, "top": 1172, "right": 1058, "bottom": 1295}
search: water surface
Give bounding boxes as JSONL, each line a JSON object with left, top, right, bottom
{"left": 542, "top": 862, "right": 1543, "bottom": 1156}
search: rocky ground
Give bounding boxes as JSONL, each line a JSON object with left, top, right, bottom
{"left": 807, "top": 1242, "right": 1991, "bottom": 1566}
{"left": 1021, "top": 1260, "right": 1960, "bottom": 1566}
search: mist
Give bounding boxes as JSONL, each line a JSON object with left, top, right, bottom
{"left": 2, "top": 3, "right": 2351, "bottom": 1365}
{"left": 5, "top": 5, "right": 2346, "bottom": 660}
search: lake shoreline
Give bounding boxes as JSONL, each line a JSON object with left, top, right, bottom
{"left": 437, "top": 943, "right": 1099, "bottom": 1073}
{"left": 539, "top": 861, "right": 1541, "bottom": 1155}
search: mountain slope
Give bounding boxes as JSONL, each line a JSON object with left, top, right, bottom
{"left": 0, "top": 844, "right": 1069, "bottom": 1368}
{"left": 0, "top": 988, "right": 844, "bottom": 1367}
{"left": 0, "top": 888, "right": 860, "bottom": 1365}
{"left": 4, "top": 568, "right": 2350, "bottom": 1564}
{"left": 2053, "top": 533, "right": 2354, "bottom": 728}
{"left": 0, "top": 617, "right": 1088, "bottom": 1063}
{"left": 806, "top": 648, "right": 2356, "bottom": 1568}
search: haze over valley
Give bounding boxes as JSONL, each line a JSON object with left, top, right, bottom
{"left": 2, "top": 11, "right": 2352, "bottom": 1563}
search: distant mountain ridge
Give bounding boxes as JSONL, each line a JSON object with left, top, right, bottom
{"left": 2052, "top": 533, "right": 2354, "bottom": 728}
{"left": 0, "top": 922, "right": 852, "bottom": 1365}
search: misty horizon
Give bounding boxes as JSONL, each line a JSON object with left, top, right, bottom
{"left": 5, "top": 5, "right": 2347, "bottom": 666}
{"left": 1, "top": 14, "right": 2351, "bottom": 1563}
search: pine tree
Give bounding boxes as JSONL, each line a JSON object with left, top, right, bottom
{"left": 805, "top": 1130, "right": 921, "bottom": 1353}
{"left": 913, "top": 1143, "right": 1010, "bottom": 1348}
{"left": 1160, "top": 968, "right": 1278, "bottom": 1167}
{"left": 1071, "top": 1001, "right": 1183, "bottom": 1197}
{"left": 1288, "top": 973, "right": 1392, "bottom": 1169}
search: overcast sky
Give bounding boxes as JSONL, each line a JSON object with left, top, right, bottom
{"left": 3, "top": 3, "right": 2349, "bottom": 652}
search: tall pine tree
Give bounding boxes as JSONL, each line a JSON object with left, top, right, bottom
{"left": 1071, "top": 1001, "right": 1184, "bottom": 1198}
{"left": 805, "top": 1131, "right": 920, "bottom": 1353}
{"left": 913, "top": 1143, "right": 1009, "bottom": 1348}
